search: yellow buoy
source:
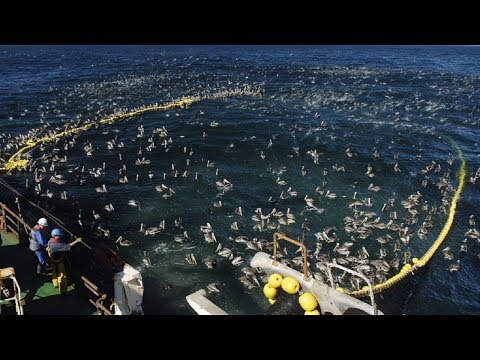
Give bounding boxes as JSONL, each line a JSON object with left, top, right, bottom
{"left": 298, "top": 292, "right": 318, "bottom": 311}
{"left": 281, "top": 276, "right": 300, "bottom": 294}
{"left": 267, "top": 273, "right": 283, "bottom": 289}
{"left": 263, "top": 283, "right": 277, "bottom": 299}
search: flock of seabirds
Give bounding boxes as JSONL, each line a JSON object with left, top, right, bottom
{"left": 1, "top": 85, "right": 480, "bottom": 297}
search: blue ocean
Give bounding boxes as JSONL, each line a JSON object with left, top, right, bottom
{"left": 1, "top": 45, "right": 479, "bottom": 314}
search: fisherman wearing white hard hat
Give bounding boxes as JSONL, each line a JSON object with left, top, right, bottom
{"left": 29, "top": 217, "right": 51, "bottom": 274}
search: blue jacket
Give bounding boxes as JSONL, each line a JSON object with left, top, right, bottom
{"left": 29, "top": 225, "right": 48, "bottom": 251}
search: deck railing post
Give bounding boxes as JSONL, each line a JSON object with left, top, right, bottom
{"left": 0, "top": 204, "right": 5, "bottom": 231}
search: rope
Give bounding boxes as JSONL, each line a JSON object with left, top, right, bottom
{"left": 0, "top": 177, "right": 94, "bottom": 252}
{"left": 4, "top": 86, "right": 464, "bottom": 299}
{"left": 0, "top": 87, "right": 261, "bottom": 173}
{"left": 347, "top": 141, "right": 466, "bottom": 297}
{"left": 14, "top": 195, "right": 30, "bottom": 237}
{"left": 0, "top": 177, "right": 73, "bottom": 237}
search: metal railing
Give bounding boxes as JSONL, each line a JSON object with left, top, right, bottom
{"left": 273, "top": 232, "right": 309, "bottom": 280}
{"left": 0, "top": 201, "right": 31, "bottom": 238}
{"left": 0, "top": 201, "right": 115, "bottom": 315}
{"left": 0, "top": 267, "right": 24, "bottom": 315}
{"left": 325, "top": 261, "right": 378, "bottom": 315}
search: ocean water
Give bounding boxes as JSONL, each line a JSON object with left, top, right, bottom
{"left": 1, "top": 45, "right": 479, "bottom": 315}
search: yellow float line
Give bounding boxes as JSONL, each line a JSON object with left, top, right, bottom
{"left": 0, "top": 96, "right": 198, "bottom": 172}
{"left": 346, "top": 142, "right": 466, "bottom": 297}
{"left": 1, "top": 85, "right": 264, "bottom": 173}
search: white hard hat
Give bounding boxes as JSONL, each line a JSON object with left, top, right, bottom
{"left": 38, "top": 218, "right": 48, "bottom": 227}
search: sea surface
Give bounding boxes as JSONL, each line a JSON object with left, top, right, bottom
{"left": 1, "top": 45, "right": 479, "bottom": 315}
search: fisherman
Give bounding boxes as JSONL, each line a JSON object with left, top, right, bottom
{"left": 46, "top": 228, "right": 82, "bottom": 294}
{"left": 29, "top": 217, "right": 50, "bottom": 275}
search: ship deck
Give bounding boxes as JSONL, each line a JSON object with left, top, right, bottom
{"left": 0, "top": 230, "right": 97, "bottom": 315}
